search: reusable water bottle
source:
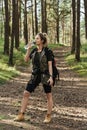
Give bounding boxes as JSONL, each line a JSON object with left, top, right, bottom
{"left": 24, "top": 41, "right": 36, "bottom": 50}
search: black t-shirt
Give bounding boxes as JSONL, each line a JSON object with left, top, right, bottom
{"left": 29, "top": 47, "right": 53, "bottom": 74}
{"left": 29, "top": 47, "right": 52, "bottom": 61}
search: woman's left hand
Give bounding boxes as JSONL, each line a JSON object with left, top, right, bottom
{"left": 47, "top": 76, "right": 53, "bottom": 86}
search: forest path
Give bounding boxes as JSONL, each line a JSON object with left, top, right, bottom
{"left": 0, "top": 46, "right": 87, "bottom": 130}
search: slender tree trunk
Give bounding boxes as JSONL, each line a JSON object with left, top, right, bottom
{"left": 41, "top": 0, "right": 47, "bottom": 33}
{"left": 84, "top": 0, "right": 87, "bottom": 39}
{"left": 0, "top": 0, "right": 4, "bottom": 38}
{"left": 4, "top": 0, "right": 9, "bottom": 55}
{"left": 19, "top": 0, "right": 22, "bottom": 38}
{"left": 31, "top": 0, "right": 34, "bottom": 38}
{"left": 15, "top": 0, "right": 19, "bottom": 49}
{"left": 56, "top": 0, "right": 59, "bottom": 43}
{"left": 24, "top": 0, "right": 28, "bottom": 44}
{"left": 71, "top": 0, "right": 76, "bottom": 54}
{"left": 75, "top": 0, "right": 81, "bottom": 61}
{"left": 34, "top": 0, "right": 38, "bottom": 34}
{"left": 61, "top": 16, "right": 65, "bottom": 44}
{"left": 9, "top": 0, "right": 15, "bottom": 65}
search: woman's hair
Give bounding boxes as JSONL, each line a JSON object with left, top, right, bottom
{"left": 37, "top": 33, "right": 47, "bottom": 46}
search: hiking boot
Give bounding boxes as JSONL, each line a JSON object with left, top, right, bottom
{"left": 14, "top": 112, "right": 25, "bottom": 121}
{"left": 43, "top": 114, "right": 51, "bottom": 123}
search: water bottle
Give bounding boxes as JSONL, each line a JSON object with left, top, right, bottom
{"left": 24, "top": 41, "right": 36, "bottom": 50}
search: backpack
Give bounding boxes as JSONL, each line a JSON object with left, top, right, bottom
{"left": 44, "top": 47, "right": 60, "bottom": 80}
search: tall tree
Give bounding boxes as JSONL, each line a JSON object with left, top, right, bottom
{"left": 0, "top": 0, "right": 4, "bottom": 38}
{"left": 56, "top": 0, "right": 59, "bottom": 43}
{"left": 9, "top": 0, "right": 16, "bottom": 65}
{"left": 84, "top": 0, "right": 87, "bottom": 39}
{"left": 4, "top": 0, "right": 9, "bottom": 55}
{"left": 71, "top": 0, "right": 76, "bottom": 54}
{"left": 41, "top": 0, "right": 47, "bottom": 33}
{"left": 75, "top": 0, "right": 81, "bottom": 61}
{"left": 34, "top": 0, "right": 38, "bottom": 34}
{"left": 31, "top": 0, "right": 34, "bottom": 38}
{"left": 24, "top": 0, "right": 28, "bottom": 44}
{"left": 15, "top": 0, "right": 19, "bottom": 49}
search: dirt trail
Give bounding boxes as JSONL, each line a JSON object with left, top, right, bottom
{"left": 0, "top": 46, "right": 87, "bottom": 130}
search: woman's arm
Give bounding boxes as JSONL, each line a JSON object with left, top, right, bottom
{"left": 48, "top": 61, "right": 53, "bottom": 77}
{"left": 48, "top": 61, "right": 53, "bottom": 86}
{"left": 24, "top": 48, "right": 31, "bottom": 62}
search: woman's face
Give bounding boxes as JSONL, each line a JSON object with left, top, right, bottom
{"left": 35, "top": 35, "right": 43, "bottom": 45}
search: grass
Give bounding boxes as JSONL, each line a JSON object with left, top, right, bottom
{"left": 0, "top": 39, "right": 62, "bottom": 85}
{"left": 0, "top": 115, "right": 6, "bottom": 120}
{"left": 0, "top": 38, "right": 19, "bottom": 84}
{"left": 66, "top": 44, "right": 87, "bottom": 77}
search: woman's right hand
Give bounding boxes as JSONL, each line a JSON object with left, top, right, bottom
{"left": 24, "top": 48, "right": 30, "bottom": 62}
{"left": 24, "top": 54, "right": 29, "bottom": 62}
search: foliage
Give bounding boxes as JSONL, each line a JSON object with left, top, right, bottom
{"left": 66, "top": 44, "right": 87, "bottom": 77}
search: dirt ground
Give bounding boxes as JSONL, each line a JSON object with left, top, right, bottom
{"left": 0, "top": 46, "right": 87, "bottom": 130}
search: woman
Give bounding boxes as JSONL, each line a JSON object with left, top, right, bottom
{"left": 14, "top": 33, "right": 55, "bottom": 123}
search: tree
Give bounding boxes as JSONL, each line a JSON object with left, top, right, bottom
{"left": 71, "top": 0, "right": 76, "bottom": 54}
{"left": 34, "top": 0, "right": 38, "bottom": 34}
{"left": 15, "top": 0, "right": 20, "bottom": 49}
{"left": 9, "top": 0, "right": 15, "bottom": 65}
{"left": 75, "top": 0, "right": 81, "bottom": 61}
{"left": 84, "top": 0, "right": 87, "bottom": 39}
{"left": 4, "top": 0, "right": 9, "bottom": 55}
{"left": 52, "top": 0, "right": 60, "bottom": 43}
{"left": 24, "top": 0, "right": 28, "bottom": 44}
{"left": 31, "top": 0, "right": 34, "bottom": 38}
{"left": 41, "top": 0, "right": 47, "bottom": 33}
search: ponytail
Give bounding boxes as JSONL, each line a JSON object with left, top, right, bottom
{"left": 37, "top": 33, "right": 48, "bottom": 46}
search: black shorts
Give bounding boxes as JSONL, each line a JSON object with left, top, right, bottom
{"left": 26, "top": 74, "right": 55, "bottom": 93}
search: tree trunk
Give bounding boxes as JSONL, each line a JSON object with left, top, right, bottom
{"left": 24, "top": 0, "right": 28, "bottom": 44}
{"left": 0, "top": 0, "right": 4, "bottom": 38}
{"left": 84, "top": 0, "right": 87, "bottom": 39}
{"left": 19, "top": 0, "right": 22, "bottom": 38}
{"left": 34, "top": 0, "right": 38, "bottom": 34}
{"left": 75, "top": 0, "right": 81, "bottom": 61}
{"left": 9, "top": 0, "right": 15, "bottom": 65}
{"left": 71, "top": 0, "right": 76, "bottom": 54}
{"left": 4, "top": 0, "right": 9, "bottom": 55}
{"left": 56, "top": 0, "right": 59, "bottom": 43}
{"left": 31, "top": 0, "right": 34, "bottom": 38}
{"left": 15, "top": 0, "right": 19, "bottom": 49}
{"left": 41, "top": 0, "right": 47, "bottom": 33}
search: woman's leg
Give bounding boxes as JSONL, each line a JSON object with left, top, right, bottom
{"left": 20, "top": 90, "right": 30, "bottom": 113}
{"left": 46, "top": 92, "right": 53, "bottom": 115}
{"left": 43, "top": 92, "right": 53, "bottom": 123}
{"left": 14, "top": 90, "right": 30, "bottom": 121}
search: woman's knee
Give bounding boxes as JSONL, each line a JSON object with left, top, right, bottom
{"left": 46, "top": 93, "right": 52, "bottom": 100}
{"left": 23, "top": 90, "right": 30, "bottom": 98}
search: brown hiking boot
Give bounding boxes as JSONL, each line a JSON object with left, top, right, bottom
{"left": 43, "top": 114, "right": 51, "bottom": 123}
{"left": 14, "top": 112, "right": 25, "bottom": 121}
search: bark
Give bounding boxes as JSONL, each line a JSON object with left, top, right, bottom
{"left": 34, "top": 0, "right": 38, "bottom": 34}
{"left": 75, "top": 0, "right": 81, "bottom": 61}
{"left": 84, "top": 0, "right": 87, "bottom": 39}
{"left": 41, "top": 0, "right": 47, "bottom": 33}
{"left": 9, "top": 0, "right": 15, "bottom": 65}
{"left": 4, "top": 0, "right": 9, "bottom": 55}
{"left": 31, "top": 0, "right": 34, "bottom": 38}
{"left": 24, "top": 0, "right": 28, "bottom": 44}
{"left": 71, "top": 0, "right": 76, "bottom": 54}
{"left": 15, "top": 0, "right": 19, "bottom": 49}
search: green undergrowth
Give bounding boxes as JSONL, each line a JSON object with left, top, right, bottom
{"left": 0, "top": 38, "right": 62, "bottom": 84}
{"left": 66, "top": 44, "right": 87, "bottom": 77}
{"left": 0, "top": 38, "right": 19, "bottom": 85}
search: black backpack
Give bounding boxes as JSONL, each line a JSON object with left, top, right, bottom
{"left": 44, "top": 47, "right": 60, "bottom": 80}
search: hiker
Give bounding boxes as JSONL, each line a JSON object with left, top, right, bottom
{"left": 14, "top": 33, "right": 56, "bottom": 123}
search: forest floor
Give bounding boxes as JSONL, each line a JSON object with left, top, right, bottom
{"left": 0, "top": 46, "right": 87, "bottom": 130}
